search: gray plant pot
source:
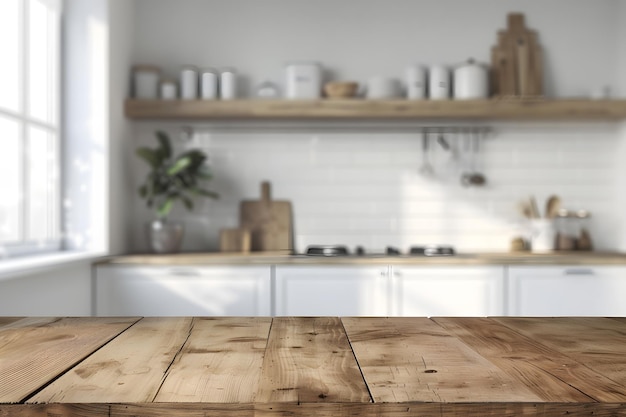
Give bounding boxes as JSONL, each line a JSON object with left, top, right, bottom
{"left": 147, "top": 219, "right": 184, "bottom": 253}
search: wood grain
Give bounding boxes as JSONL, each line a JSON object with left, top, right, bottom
{"left": 154, "top": 317, "right": 271, "bottom": 402}
{"left": 28, "top": 317, "right": 192, "bottom": 403}
{"left": 124, "top": 98, "right": 626, "bottom": 121}
{"left": 0, "top": 317, "right": 138, "bottom": 403}
{"left": 255, "top": 317, "right": 370, "bottom": 403}
{"left": 434, "top": 317, "right": 626, "bottom": 402}
{"left": 496, "top": 317, "right": 626, "bottom": 385}
{"left": 342, "top": 317, "right": 540, "bottom": 403}
{"left": 240, "top": 182, "right": 293, "bottom": 253}
{"left": 0, "top": 317, "right": 59, "bottom": 332}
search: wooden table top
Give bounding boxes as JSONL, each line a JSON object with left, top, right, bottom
{"left": 1, "top": 317, "right": 625, "bottom": 416}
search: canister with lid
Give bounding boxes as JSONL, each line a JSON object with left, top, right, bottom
{"left": 220, "top": 68, "right": 237, "bottom": 100}
{"left": 180, "top": 65, "right": 199, "bottom": 100}
{"left": 132, "top": 65, "right": 160, "bottom": 99}
{"left": 200, "top": 68, "right": 218, "bottom": 100}
{"left": 428, "top": 65, "right": 450, "bottom": 100}
{"left": 285, "top": 62, "right": 322, "bottom": 99}
{"left": 160, "top": 79, "right": 177, "bottom": 100}
{"left": 405, "top": 65, "right": 426, "bottom": 99}
{"left": 453, "top": 58, "right": 489, "bottom": 100}
{"left": 555, "top": 209, "right": 578, "bottom": 250}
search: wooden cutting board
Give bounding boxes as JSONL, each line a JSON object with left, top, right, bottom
{"left": 239, "top": 182, "right": 293, "bottom": 253}
{"left": 491, "top": 13, "right": 543, "bottom": 97}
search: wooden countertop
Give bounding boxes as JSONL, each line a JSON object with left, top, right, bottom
{"left": 1, "top": 317, "right": 625, "bottom": 416}
{"left": 97, "top": 251, "right": 626, "bottom": 266}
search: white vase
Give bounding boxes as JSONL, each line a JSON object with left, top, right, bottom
{"left": 147, "top": 219, "right": 184, "bottom": 253}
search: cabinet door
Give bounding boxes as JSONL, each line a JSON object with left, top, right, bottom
{"left": 275, "top": 266, "right": 390, "bottom": 316}
{"left": 507, "top": 266, "right": 626, "bottom": 316}
{"left": 390, "top": 266, "right": 505, "bottom": 317}
{"left": 95, "top": 265, "right": 271, "bottom": 316}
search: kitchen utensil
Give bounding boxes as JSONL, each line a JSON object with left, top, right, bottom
{"left": 219, "top": 228, "right": 251, "bottom": 253}
{"left": 518, "top": 200, "right": 533, "bottom": 219}
{"left": 285, "top": 62, "right": 322, "bottom": 99}
{"left": 528, "top": 196, "right": 541, "bottom": 219}
{"left": 239, "top": 182, "right": 293, "bottom": 253}
{"left": 545, "top": 195, "right": 561, "bottom": 219}
{"left": 366, "top": 77, "right": 401, "bottom": 99}
{"left": 460, "top": 129, "right": 485, "bottom": 186}
{"left": 419, "top": 131, "right": 434, "bottom": 177}
{"left": 306, "top": 245, "right": 349, "bottom": 256}
{"left": 453, "top": 58, "right": 489, "bottom": 100}
{"left": 405, "top": 65, "right": 426, "bottom": 99}
{"left": 491, "top": 13, "right": 543, "bottom": 97}
{"left": 428, "top": 65, "right": 450, "bottom": 100}
{"left": 323, "top": 81, "right": 359, "bottom": 98}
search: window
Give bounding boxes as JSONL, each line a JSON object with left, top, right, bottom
{"left": 0, "top": 0, "right": 62, "bottom": 257}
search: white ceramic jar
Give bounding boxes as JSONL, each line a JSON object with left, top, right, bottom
{"left": 405, "top": 65, "right": 426, "bottom": 99}
{"left": 428, "top": 65, "right": 450, "bottom": 100}
{"left": 200, "top": 68, "right": 218, "bottom": 100}
{"left": 366, "top": 76, "right": 401, "bottom": 99}
{"left": 285, "top": 62, "right": 322, "bottom": 99}
{"left": 133, "top": 65, "right": 160, "bottom": 99}
{"left": 180, "top": 66, "right": 199, "bottom": 100}
{"left": 220, "top": 68, "right": 237, "bottom": 100}
{"left": 160, "top": 79, "right": 177, "bottom": 100}
{"left": 453, "top": 59, "right": 489, "bottom": 100}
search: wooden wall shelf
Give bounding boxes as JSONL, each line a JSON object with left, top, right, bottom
{"left": 124, "top": 98, "right": 626, "bottom": 121}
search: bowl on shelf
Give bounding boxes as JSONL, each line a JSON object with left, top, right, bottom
{"left": 323, "top": 81, "right": 359, "bottom": 99}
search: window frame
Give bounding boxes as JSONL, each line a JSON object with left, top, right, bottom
{"left": 0, "top": 0, "right": 63, "bottom": 258}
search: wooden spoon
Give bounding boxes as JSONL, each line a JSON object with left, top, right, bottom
{"left": 545, "top": 195, "right": 561, "bottom": 219}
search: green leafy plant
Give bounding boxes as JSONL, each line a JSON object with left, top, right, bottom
{"left": 136, "top": 131, "right": 218, "bottom": 219}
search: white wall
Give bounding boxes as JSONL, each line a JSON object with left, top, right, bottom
{"left": 127, "top": 0, "right": 625, "bottom": 254}
{"left": 133, "top": 0, "right": 621, "bottom": 98}
{"left": 108, "top": 0, "right": 135, "bottom": 255}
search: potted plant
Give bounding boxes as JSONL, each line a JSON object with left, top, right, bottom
{"left": 136, "top": 131, "right": 218, "bottom": 253}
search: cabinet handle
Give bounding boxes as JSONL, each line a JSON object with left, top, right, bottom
{"left": 563, "top": 268, "right": 595, "bottom": 276}
{"left": 167, "top": 269, "right": 202, "bottom": 277}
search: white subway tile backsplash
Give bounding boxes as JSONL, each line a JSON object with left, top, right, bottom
{"left": 130, "top": 123, "right": 620, "bottom": 253}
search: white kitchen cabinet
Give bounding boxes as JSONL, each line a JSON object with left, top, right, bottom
{"left": 274, "top": 266, "right": 390, "bottom": 316}
{"left": 507, "top": 266, "right": 626, "bottom": 316}
{"left": 95, "top": 265, "right": 271, "bottom": 316}
{"left": 390, "top": 266, "right": 505, "bottom": 316}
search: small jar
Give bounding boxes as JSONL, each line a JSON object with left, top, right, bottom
{"left": 200, "top": 68, "right": 218, "bottom": 100}
{"left": 405, "top": 65, "right": 426, "bottom": 99}
{"left": 132, "top": 65, "right": 160, "bottom": 99}
{"left": 555, "top": 209, "right": 579, "bottom": 250}
{"left": 576, "top": 210, "right": 593, "bottom": 251}
{"left": 180, "top": 65, "right": 199, "bottom": 100}
{"left": 220, "top": 68, "right": 237, "bottom": 100}
{"left": 160, "top": 79, "right": 178, "bottom": 100}
{"left": 428, "top": 65, "right": 450, "bottom": 100}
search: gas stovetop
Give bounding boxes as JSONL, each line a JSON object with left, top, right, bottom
{"left": 302, "top": 245, "right": 455, "bottom": 257}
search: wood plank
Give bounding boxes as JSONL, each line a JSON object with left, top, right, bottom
{"left": 2, "top": 402, "right": 626, "bottom": 417}
{"left": 255, "top": 317, "right": 370, "bottom": 403}
{"left": 29, "top": 317, "right": 193, "bottom": 403}
{"left": 496, "top": 317, "right": 626, "bottom": 385}
{"left": 154, "top": 317, "right": 272, "bottom": 402}
{"left": 125, "top": 98, "right": 626, "bottom": 121}
{"left": 0, "top": 317, "right": 138, "bottom": 403}
{"left": 341, "top": 317, "right": 541, "bottom": 403}
{"left": 0, "top": 317, "right": 59, "bottom": 332}
{"left": 434, "top": 317, "right": 626, "bottom": 402}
